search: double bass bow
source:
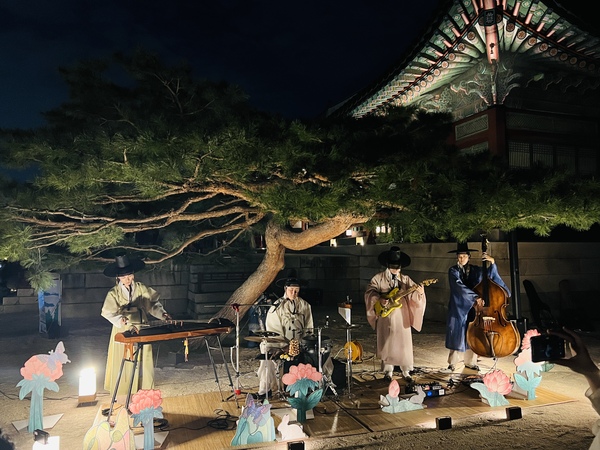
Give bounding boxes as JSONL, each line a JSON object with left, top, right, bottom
{"left": 465, "top": 235, "right": 521, "bottom": 359}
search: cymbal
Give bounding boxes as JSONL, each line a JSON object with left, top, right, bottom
{"left": 253, "top": 331, "right": 281, "bottom": 338}
{"left": 301, "top": 328, "right": 323, "bottom": 335}
{"left": 339, "top": 323, "right": 361, "bottom": 329}
{"left": 244, "top": 336, "right": 288, "bottom": 344}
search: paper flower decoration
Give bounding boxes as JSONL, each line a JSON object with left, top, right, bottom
{"left": 231, "top": 394, "right": 276, "bottom": 446}
{"left": 513, "top": 329, "right": 545, "bottom": 399}
{"left": 17, "top": 342, "right": 70, "bottom": 432}
{"left": 129, "top": 389, "right": 163, "bottom": 450}
{"left": 520, "top": 329, "right": 540, "bottom": 350}
{"left": 282, "top": 363, "right": 323, "bottom": 423}
{"left": 83, "top": 407, "right": 135, "bottom": 450}
{"left": 471, "top": 369, "right": 512, "bottom": 407}
{"left": 378, "top": 379, "right": 425, "bottom": 414}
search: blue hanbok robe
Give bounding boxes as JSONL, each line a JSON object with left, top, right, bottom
{"left": 445, "top": 263, "right": 510, "bottom": 352}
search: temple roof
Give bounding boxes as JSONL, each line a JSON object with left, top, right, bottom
{"left": 329, "top": 0, "right": 600, "bottom": 121}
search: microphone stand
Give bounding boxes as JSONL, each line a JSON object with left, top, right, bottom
{"left": 230, "top": 304, "right": 243, "bottom": 407}
{"left": 317, "top": 325, "right": 338, "bottom": 398}
{"left": 203, "top": 302, "right": 246, "bottom": 408}
{"left": 202, "top": 300, "right": 274, "bottom": 407}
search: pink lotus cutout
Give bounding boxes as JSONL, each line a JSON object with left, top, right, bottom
{"left": 129, "top": 389, "right": 164, "bottom": 450}
{"left": 17, "top": 342, "right": 70, "bottom": 433}
{"left": 471, "top": 369, "right": 512, "bottom": 406}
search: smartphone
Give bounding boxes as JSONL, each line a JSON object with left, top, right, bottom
{"left": 530, "top": 334, "right": 566, "bottom": 362}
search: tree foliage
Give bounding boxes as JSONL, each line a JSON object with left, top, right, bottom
{"left": 1, "top": 51, "right": 600, "bottom": 317}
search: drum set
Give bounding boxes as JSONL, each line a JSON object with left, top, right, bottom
{"left": 244, "top": 322, "right": 361, "bottom": 398}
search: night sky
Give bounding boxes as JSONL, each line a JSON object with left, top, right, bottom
{"left": 0, "top": 0, "right": 442, "bottom": 129}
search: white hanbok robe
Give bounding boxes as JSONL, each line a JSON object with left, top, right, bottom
{"left": 256, "top": 296, "right": 314, "bottom": 394}
{"left": 101, "top": 281, "right": 168, "bottom": 396}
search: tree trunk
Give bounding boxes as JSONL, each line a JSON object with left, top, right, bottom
{"left": 212, "top": 214, "right": 363, "bottom": 324}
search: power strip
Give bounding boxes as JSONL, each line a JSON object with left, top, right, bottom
{"left": 405, "top": 382, "right": 446, "bottom": 397}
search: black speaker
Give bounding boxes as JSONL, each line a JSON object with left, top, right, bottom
{"left": 329, "top": 359, "right": 346, "bottom": 393}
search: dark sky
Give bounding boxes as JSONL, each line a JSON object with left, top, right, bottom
{"left": 0, "top": 0, "right": 441, "bottom": 129}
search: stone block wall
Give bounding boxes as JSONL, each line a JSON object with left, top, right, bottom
{"left": 0, "top": 260, "right": 190, "bottom": 321}
{"left": 1, "top": 242, "right": 599, "bottom": 329}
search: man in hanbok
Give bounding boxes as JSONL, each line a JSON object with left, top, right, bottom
{"left": 445, "top": 242, "right": 510, "bottom": 372}
{"left": 365, "top": 247, "right": 426, "bottom": 382}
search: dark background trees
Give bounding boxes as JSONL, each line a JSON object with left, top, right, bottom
{"left": 1, "top": 52, "right": 599, "bottom": 320}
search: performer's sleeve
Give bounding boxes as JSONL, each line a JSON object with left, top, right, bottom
{"left": 364, "top": 277, "right": 382, "bottom": 330}
{"left": 487, "top": 264, "right": 511, "bottom": 297}
{"left": 142, "top": 284, "right": 168, "bottom": 319}
{"left": 304, "top": 302, "right": 314, "bottom": 331}
{"left": 265, "top": 307, "right": 286, "bottom": 350}
{"left": 405, "top": 277, "right": 426, "bottom": 332}
{"left": 101, "top": 289, "right": 126, "bottom": 328}
{"left": 448, "top": 267, "right": 479, "bottom": 315}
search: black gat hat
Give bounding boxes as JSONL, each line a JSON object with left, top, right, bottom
{"left": 447, "top": 242, "right": 478, "bottom": 255}
{"left": 377, "top": 246, "right": 411, "bottom": 268}
{"left": 274, "top": 269, "right": 308, "bottom": 288}
{"left": 103, "top": 254, "right": 146, "bottom": 277}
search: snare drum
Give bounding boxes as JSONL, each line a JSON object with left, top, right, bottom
{"left": 300, "top": 334, "right": 332, "bottom": 367}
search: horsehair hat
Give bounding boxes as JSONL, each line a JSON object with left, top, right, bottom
{"left": 274, "top": 269, "right": 308, "bottom": 288}
{"left": 103, "top": 254, "right": 146, "bottom": 277}
{"left": 447, "top": 242, "right": 479, "bottom": 255}
{"left": 377, "top": 246, "right": 411, "bottom": 268}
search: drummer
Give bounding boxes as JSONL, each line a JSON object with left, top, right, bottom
{"left": 256, "top": 275, "right": 314, "bottom": 400}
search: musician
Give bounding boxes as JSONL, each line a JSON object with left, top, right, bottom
{"left": 101, "top": 254, "right": 172, "bottom": 396}
{"left": 365, "top": 247, "right": 426, "bottom": 382}
{"left": 445, "top": 242, "right": 510, "bottom": 372}
{"left": 256, "top": 276, "right": 314, "bottom": 399}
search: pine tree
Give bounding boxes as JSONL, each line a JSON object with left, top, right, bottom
{"left": 1, "top": 51, "right": 599, "bottom": 323}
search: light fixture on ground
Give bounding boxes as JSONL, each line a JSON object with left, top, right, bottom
{"left": 436, "top": 416, "right": 452, "bottom": 430}
{"left": 506, "top": 406, "right": 522, "bottom": 420}
{"left": 78, "top": 367, "right": 97, "bottom": 406}
{"left": 33, "top": 430, "right": 60, "bottom": 449}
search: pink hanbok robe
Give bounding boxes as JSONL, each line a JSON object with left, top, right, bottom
{"left": 365, "top": 269, "right": 426, "bottom": 374}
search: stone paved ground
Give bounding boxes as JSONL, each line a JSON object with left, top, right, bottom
{"left": 1, "top": 303, "right": 600, "bottom": 449}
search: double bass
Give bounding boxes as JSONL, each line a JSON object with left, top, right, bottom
{"left": 466, "top": 236, "right": 521, "bottom": 358}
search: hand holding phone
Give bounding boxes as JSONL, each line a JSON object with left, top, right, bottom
{"left": 530, "top": 334, "right": 566, "bottom": 362}
{"left": 547, "top": 328, "right": 599, "bottom": 382}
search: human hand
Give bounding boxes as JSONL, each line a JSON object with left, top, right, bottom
{"left": 549, "top": 328, "right": 597, "bottom": 375}
{"left": 482, "top": 253, "right": 495, "bottom": 265}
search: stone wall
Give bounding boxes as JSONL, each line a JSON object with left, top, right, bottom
{"left": 0, "top": 259, "right": 190, "bottom": 320}
{"left": 1, "top": 242, "right": 599, "bottom": 328}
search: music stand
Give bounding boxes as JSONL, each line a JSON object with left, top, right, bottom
{"left": 338, "top": 301, "right": 359, "bottom": 398}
